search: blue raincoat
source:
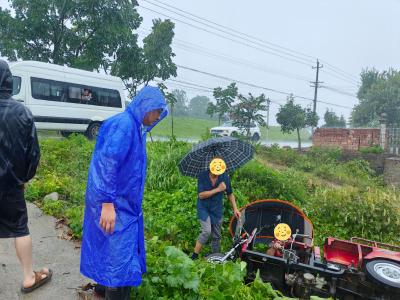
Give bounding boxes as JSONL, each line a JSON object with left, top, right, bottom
{"left": 80, "top": 86, "right": 168, "bottom": 287}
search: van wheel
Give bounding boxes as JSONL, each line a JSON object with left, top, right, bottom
{"left": 86, "top": 122, "right": 101, "bottom": 140}
{"left": 365, "top": 259, "right": 400, "bottom": 289}
{"left": 252, "top": 133, "right": 260, "bottom": 142}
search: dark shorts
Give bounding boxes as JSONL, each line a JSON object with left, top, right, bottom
{"left": 0, "top": 187, "right": 30, "bottom": 238}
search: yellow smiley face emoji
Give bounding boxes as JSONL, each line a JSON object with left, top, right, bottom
{"left": 274, "top": 223, "right": 292, "bottom": 241}
{"left": 209, "top": 158, "right": 226, "bottom": 175}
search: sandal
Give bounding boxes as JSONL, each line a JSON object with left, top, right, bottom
{"left": 21, "top": 269, "right": 53, "bottom": 293}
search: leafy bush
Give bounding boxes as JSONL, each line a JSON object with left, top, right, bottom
{"left": 65, "top": 206, "right": 85, "bottom": 239}
{"left": 359, "top": 145, "right": 384, "bottom": 154}
{"left": 135, "top": 237, "right": 288, "bottom": 300}
{"left": 257, "top": 145, "right": 380, "bottom": 187}
{"left": 41, "top": 199, "right": 65, "bottom": 218}
{"left": 25, "top": 134, "right": 93, "bottom": 204}
{"left": 306, "top": 186, "right": 400, "bottom": 245}
{"left": 232, "top": 161, "right": 308, "bottom": 205}
{"left": 146, "top": 141, "right": 192, "bottom": 192}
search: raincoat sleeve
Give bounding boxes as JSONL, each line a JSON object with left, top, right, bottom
{"left": 91, "top": 125, "right": 135, "bottom": 203}
{"left": 24, "top": 120, "right": 40, "bottom": 182}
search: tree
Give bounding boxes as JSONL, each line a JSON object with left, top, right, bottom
{"left": 0, "top": 0, "right": 141, "bottom": 70}
{"left": 188, "top": 95, "right": 212, "bottom": 119}
{"left": 158, "top": 83, "right": 176, "bottom": 137}
{"left": 357, "top": 68, "right": 380, "bottom": 100}
{"left": 339, "top": 115, "right": 346, "bottom": 127}
{"left": 323, "top": 110, "right": 346, "bottom": 128}
{"left": 0, "top": 1, "right": 177, "bottom": 96}
{"left": 276, "top": 95, "right": 319, "bottom": 150}
{"left": 230, "top": 93, "right": 268, "bottom": 139}
{"left": 352, "top": 69, "right": 400, "bottom": 127}
{"left": 111, "top": 18, "right": 177, "bottom": 96}
{"left": 171, "top": 89, "right": 188, "bottom": 117}
{"left": 207, "top": 82, "right": 238, "bottom": 124}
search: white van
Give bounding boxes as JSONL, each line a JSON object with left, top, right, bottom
{"left": 9, "top": 61, "right": 126, "bottom": 139}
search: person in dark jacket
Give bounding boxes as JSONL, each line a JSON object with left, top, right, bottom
{"left": 0, "top": 60, "right": 52, "bottom": 293}
{"left": 190, "top": 158, "right": 241, "bottom": 260}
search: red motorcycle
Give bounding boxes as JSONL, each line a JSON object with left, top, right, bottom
{"left": 211, "top": 199, "right": 400, "bottom": 299}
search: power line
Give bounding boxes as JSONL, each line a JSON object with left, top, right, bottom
{"left": 136, "top": 17, "right": 355, "bottom": 109}
{"left": 158, "top": 80, "right": 213, "bottom": 93}
{"left": 138, "top": 29, "right": 355, "bottom": 109}
{"left": 142, "top": 0, "right": 314, "bottom": 63}
{"left": 143, "top": 0, "right": 317, "bottom": 62}
{"left": 160, "top": 76, "right": 355, "bottom": 113}
{"left": 322, "top": 69, "right": 360, "bottom": 86}
{"left": 140, "top": 0, "right": 360, "bottom": 86}
{"left": 176, "top": 64, "right": 353, "bottom": 109}
{"left": 320, "top": 59, "right": 361, "bottom": 83}
{"left": 173, "top": 42, "right": 311, "bottom": 82}
{"left": 167, "top": 79, "right": 214, "bottom": 92}
{"left": 321, "top": 85, "right": 358, "bottom": 98}
{"left": 138, "top": 28, "right": 311, "bottom": 82}
{"left": 172, "top": 40, "right": 310, "bottom": 82}
{"left": 138, "top": 4, "right": 314, "bottom": 67}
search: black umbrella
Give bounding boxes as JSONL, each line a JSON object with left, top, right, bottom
{"left": 178, "top": 137, "right": 254, "bottom": 178}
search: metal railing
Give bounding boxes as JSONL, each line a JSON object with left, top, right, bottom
{"left": 387, "top": 128, "right": 400, "bottom": 155}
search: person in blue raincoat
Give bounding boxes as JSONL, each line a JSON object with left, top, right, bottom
{"left": 80, "top": 86, "right": 168, "bottom": 300}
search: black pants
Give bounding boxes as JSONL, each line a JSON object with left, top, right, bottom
{"left": 0, "top": 186, "right": 29, "bottom": 238}
{"left": 95, "top": 284, "right": 131, "bottom": 300}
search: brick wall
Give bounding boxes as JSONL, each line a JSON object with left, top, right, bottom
{"left": 312, "top": 128, "right": 381, "bottom": 151}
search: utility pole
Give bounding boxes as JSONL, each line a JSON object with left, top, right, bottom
{"left": 310, "top": 59, "right": 323, "bottom": 132}
{"left": 266, "top": 98, "right": 271, "bottom": 142}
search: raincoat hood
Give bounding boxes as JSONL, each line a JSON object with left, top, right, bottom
{"left": 127, "top": 86, "right": 168, "bottom": 132}
{"left": 0, "top": 60, "right": 13, "bottom": 99}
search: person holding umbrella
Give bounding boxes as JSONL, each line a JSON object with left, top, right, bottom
{"left": 191, "top": 157, "right": 241, "bottom": 260}
{"left": 178, "top": 137, "right": 254, "bottom": 260}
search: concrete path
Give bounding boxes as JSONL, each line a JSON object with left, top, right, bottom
{"left": 0, "top": 202, "right": 88, "bottom": 300}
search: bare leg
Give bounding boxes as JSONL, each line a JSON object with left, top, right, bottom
{"left": 194, "top": 241, "right": 202, "bottom": 254}
{"left": 15, "top": 235, "right": 48, "bottom": 288}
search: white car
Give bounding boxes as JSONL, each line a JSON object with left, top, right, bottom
{"left": 210, "top": 121, "right": 261, "bottom": 141}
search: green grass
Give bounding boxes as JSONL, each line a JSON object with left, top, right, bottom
{"left": 153, "top": 116, "right": 311, "bottom": 141}
{"left": 259, "top": 126, "right": 311, "bottom": 142}
{"left": 36, "top": 116, "right": 312, "bottom": 142}
{"left": 152, "top": 116, "right": 218, "bottom": 139}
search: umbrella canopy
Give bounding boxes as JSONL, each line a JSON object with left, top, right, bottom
{"left": 179, "top": 137, "right": 254, "bottom": 177}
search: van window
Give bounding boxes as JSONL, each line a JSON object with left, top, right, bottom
{"left": 67, "top": 85, "right": 93, "bottom": 104}
{"left": 31, "top": 77, "right": 122, "bottom": 108}
{"left": 94, "top": 88, "right": 122, "bottom": 108}
{"left": 67, "top": 84, "right": 121, "bottom": 108}
{"left": 12, "top": 76, "right": 21, "bottom": 95}
{"left": 31, "top": 77, "right": 64, "bottom": 101}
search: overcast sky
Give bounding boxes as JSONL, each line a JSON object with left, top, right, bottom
{"left": 1, "top": 0, "right": 399, "bottom": 125}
